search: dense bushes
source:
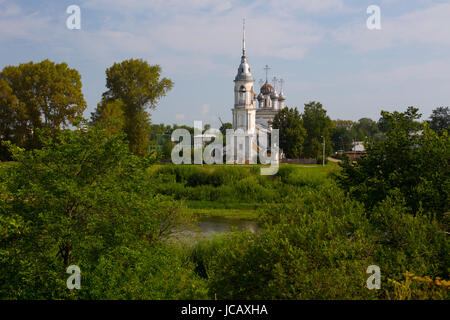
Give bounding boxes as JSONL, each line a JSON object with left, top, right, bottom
{"left": 369, "top": 194, "right": 449, "bottom": 284}
{"left": 0, "top": 125, "right": 207, "bottom": 299}
{"left": 194, "top": 186, "right": 378, "bottom": 299}
{"left": 189, "top": 185, "right": 448, "bottom": 300}
{"left": 338, "top": 107, "right": 449, "bottom": 219}
{"left": 82, "top": 244, "right": 208, "bottom": 299}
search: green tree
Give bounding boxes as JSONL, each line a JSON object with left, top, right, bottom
{"left": 0, "top": 80, "right": 25, "bottom": 160}
{"left": 428, "top": 106, "right": 449, "bottom": 134}
{"left": 162, "top": 139, "right": 174, "bottom": 161}
{"left": 102, "top": 59, "right": 173, "bottom": 156}
{"left": 272, "top": 107, "right": 306, "bottom": 158}
{"left": 331, "top": 126, "right": 353, "bottom": 152}
{"left": 302, "top": 101, "right": 332, "bottom": 160}
{"left": 0, "top": 60, "right": 86, "bottom": 150}
{"left": 91, "top": 98, "right": 125, "bottom": 136}
{"left": 219, "top": 122, "right": 232, "bottom": 136}
{"left": 338, "top": 107, "right": 449, "bottom": 219}
{"left": 0, "top": 122, "right": 205, "bottom": 299}
{"left": 353, "top": 118, "right": 380, "bottom": 141}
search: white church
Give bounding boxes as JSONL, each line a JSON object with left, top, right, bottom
{"left": 230, "top": 21, "right": 286, "bottom": 162}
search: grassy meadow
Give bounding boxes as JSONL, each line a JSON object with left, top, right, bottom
{"left": 147, "top": 163, "right": 339, "bottom": 222}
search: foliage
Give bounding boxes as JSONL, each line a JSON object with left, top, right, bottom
{"left": 0, "top": 60, "right": 86, "bottom": 157}
{"left": 302, "top": 101, "right": 332, "bottom": 159}
{"left": 205, "top": 185, "right": 378, "bottom": 299}
{"left": 219, "top": 122, "right": 233, "bottom": 136}
{"left": 369, "top": 194, "right": 448, "bottom": 287}
{"left": 0, "top": 122, "right": 203, "bottom": 299}
{"left": 272, "top": 107, "right": 306, "bottom": 158}
{"left": 162, "top": 139, "right": 174, "bottom": 161}
{"left": 331, "top": 126, "right": 353, "bottom": 152}
{"left": 149, "top": 164, "right": 336, "bottom": 205}
{"left": 338, "top": 107, "right": 449, "bottom": 219}
{"left": 91, "top": 98, "right": 126, "bottom": 136}
{"left": 353, "top": 118, "right": 380, "bottom": 141}
{"left": 427, "top": 106, "right": 449, "bottom": 134}
{"left": 101, "top": 59, "right": 173, "bottom": 156}
{"left": 387, "top": 272, "right": 449, "bottom": 300}
{"left": 83, "top": 244, "right": 208, "bottom": 299}
{"left": 330, "top": 118, "right": 385, "bottom": 152}
{"left": 190, "top": 183, "right": 448, "bottom": 300}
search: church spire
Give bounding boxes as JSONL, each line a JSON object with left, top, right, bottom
{"left": 264, "top": 64, "right": 270, "bottom": 82}
{"left": 242, "top": 18, "right": 246, "bottom": 56}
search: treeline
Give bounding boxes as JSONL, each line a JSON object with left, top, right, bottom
{"left": 149, "top": 103, "right": 449, "bottom": 164}
{"left": 272, "top": 103, "right": 449, "bottom": 161}
{"left": 2, "top": 58, "right": 448, "bottom": 164}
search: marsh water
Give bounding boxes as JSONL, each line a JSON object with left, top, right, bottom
{"left": 171, "top": 216, "right": 259, "bottom": 242}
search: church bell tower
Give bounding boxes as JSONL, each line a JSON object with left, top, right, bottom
{"left": 232, "top": 19, "right": 256, "bottom": 134}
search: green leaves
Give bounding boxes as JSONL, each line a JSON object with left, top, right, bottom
{"left": 272, "top": 107, "right": 306, "bottom": 159}
{"left": 206, "top": 185, "right": 377, "bottom": 299}
{"left": 0, "top": 123, "right": 200, "bottom": 299}
{"left": 302, "top": 101, "right": 332, "bottom": 159}
{"left": 0, "top": 60, "right": 86, "bottom": 153}
{"left": 99, "top": 59, "right": 174, "bottom": 157}
{"left": 338, "top": 107, "right": 449, "bottom": 218}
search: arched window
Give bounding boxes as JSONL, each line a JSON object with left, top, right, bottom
{"left": 239, "top": 86, "right": 246, "bottom": 104}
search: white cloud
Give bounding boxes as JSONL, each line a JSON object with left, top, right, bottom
{"left": 81, "top": 0, "right": 233, "bottom": 14}
{"left": 0, "top": 0, "right": 327, "bottom": 72}
{"left": 360, "top": 58, "right": 450, "bottom": 86}
{"left": 333, "top": 3, "right": 450, "bottom": 52}
{"left": 175, "top": 113, "right": 185, "bottom": 120}
{"left": 78, "top": 0, "right": 325, "bottom": 61}
{"left": 0, "top": 3, "right": 56, "bottom": 41}
{"left": 266, "top": 0, "right": 344, "bottom": 14}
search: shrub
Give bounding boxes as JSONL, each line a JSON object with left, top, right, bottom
{"left": 207, "top": 186, "right": 378, "bottom": 299}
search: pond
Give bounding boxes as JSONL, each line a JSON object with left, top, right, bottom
{"left": 170, "top": 216, "right": 259, "bottom": 243}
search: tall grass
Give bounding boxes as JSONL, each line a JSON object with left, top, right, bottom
{"left": 149, "top": 164, "right": 339, "bottom": 210}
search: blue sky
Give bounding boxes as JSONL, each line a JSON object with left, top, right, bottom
{"left": 1, "top": 0, "right": 449, "bottom": 128}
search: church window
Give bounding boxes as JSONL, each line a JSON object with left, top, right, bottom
{"left": 239, "top": 86, "right": 246, "bottom": 104}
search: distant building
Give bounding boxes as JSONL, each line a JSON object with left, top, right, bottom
{"left": 341, "top": 141, "right": 366, "bottom": 160}
{"left": 352, "top": 141, "right": 365, "bottom": 152}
